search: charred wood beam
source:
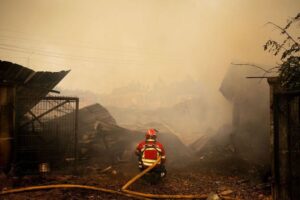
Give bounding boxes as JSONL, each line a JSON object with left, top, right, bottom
{"left": 43, "top": 96, "right": 78, "bottom": 101}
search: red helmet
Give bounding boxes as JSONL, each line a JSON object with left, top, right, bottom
{"left": 146, "top": 128, "right": 157, "bottom": 140}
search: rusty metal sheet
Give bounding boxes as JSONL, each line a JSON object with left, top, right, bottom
{"left": 0, "top": 60, "right": 70, "bottom": 115}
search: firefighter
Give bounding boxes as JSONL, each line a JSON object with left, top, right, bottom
{"left": 135, "top": 128, "right": 166, "bottom": 178}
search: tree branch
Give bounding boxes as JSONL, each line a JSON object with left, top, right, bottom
{"left": 231, "top": 63, "right": 269, "bottom": 72}
{"left": 266, "top": 22, "right": 299, "bottom": 44}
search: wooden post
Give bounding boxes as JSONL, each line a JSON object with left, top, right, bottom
{"left": 0, "top": 84, "right": 15, "bottom": 174}
{"left": 268, "top": 77, "right": 300, "bottom": 200}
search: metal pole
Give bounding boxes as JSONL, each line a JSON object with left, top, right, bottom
{"left": 74, "top": 98, "right": 79, "bottom": 174}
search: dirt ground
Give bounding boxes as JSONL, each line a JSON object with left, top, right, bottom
{"left": 0, "top": 159, "right": 271, "bottom": 200}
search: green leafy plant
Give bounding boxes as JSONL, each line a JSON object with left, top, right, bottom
{"left": 264, "top": 13, "right": 300, "bottom": 89}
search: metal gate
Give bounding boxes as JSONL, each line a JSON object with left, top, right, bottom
{"left": 15, "top": 96, "right": 79, "bottom": 174}
{"left": 269, "top": 78, "right": 300, "bottom": 200}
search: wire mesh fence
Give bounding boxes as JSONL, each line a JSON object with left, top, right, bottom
{"left": 15, "top": 96, "right": 79, "bottom": 174}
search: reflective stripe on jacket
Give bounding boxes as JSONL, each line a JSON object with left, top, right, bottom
{"left": 136, "top": 140, "right": 166, "bottom": 167}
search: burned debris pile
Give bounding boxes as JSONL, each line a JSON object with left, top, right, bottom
{"left": 69, "top": 104, "right": 193, "bottom": 169}
{"left": 68, "top": 103, "right": 138, "bottom": 165}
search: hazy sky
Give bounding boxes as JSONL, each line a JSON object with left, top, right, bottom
{"left": 0, "top": 0, "right": 299, "bottom": 93}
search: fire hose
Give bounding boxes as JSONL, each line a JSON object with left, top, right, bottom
{"left": 121, "top": 157, "right": 208, "bottom": 199}
{"left": 0, "top": 184, "right": 150, "bottom": 200}
{"left": 0, "top": 157, "right": 235, "bottom": 199}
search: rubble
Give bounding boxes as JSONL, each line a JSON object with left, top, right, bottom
{"left": 54, "top": 104, "right": 193, "bottom": 169}
{"left": 0, "top": 164, "right": 272, "bottom": 200}
{"left": 99, "top": 166, "right": 112, "bottom": 173}
{"left": 219, "top": 189, "right": 233, "bottom": 196}
{"left": 206, "top": 193, "right": 221, "bottom": 200}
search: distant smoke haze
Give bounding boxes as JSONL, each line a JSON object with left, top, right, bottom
{"left": 0, "top": 0, "right": 299, "bottom": 94}
{"left": 59, "top": 78, "right": 231, "bottom": 144}
{"left": 0, "top": 0, "right": 299, "bottom": 145}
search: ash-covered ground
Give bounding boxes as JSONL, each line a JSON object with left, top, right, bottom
{"left": 1, "top": 157, "right": 271, "bottom": 200}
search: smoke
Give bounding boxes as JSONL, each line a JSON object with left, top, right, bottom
{"left": 0, "top": 0, "right": 299, "bottom": 92}
{"left": 0, "top": 0, "right": 299, "bottom": 147}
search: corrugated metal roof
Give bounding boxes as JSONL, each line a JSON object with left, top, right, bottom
{"left": 51, "top": 103, "right": 117, "bottom": 132}
{"left": 0, "top": 60, "right": 70, "bottom": 115}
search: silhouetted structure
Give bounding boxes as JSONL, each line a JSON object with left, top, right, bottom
{"left": 220, "top": 65, "right": 270, "bottom": 164}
